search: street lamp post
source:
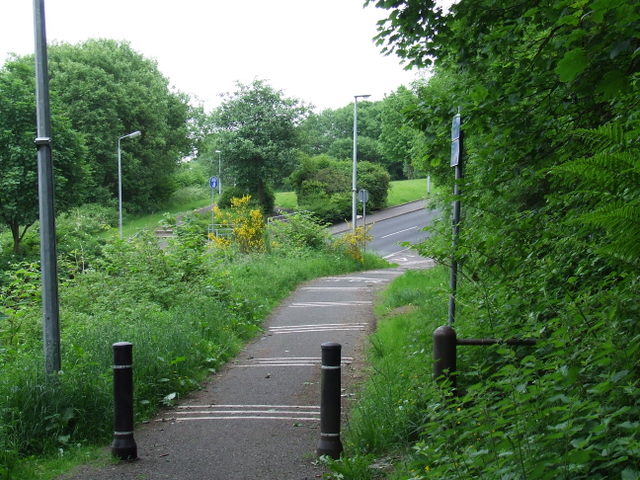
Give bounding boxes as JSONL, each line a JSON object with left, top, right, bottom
{"left": 215, "top": 150, "right": 222, "bottom": 196}
{"left": 117, "top": 130, "right": 141, "bottom": 238}
{"left": 352, "top": 94, "right": 370, "bottom": 232}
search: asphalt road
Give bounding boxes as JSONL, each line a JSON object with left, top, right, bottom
{"left": 366, "top": 207, "right": 439, "bottom": 260}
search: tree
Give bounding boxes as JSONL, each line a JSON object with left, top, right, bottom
{"left": 378, "top": 85, "right": 428, "bottom": 178}
{"left": 210, "top": 79, "right": 309, "bottom": 211}
{"left": 0, "top": 56, "right": 89, "bottom": 254}
{"left": 47, "top": 39, "right": 193, "bottom": 212}
{"left": 357, "top": 0, "right": 640, "bottom": 477}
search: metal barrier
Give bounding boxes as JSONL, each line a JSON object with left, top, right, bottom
{"left": 433, "top": 325, "right": 537, "bottom": 395}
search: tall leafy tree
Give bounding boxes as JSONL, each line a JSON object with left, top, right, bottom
{"left": 47, "top": 39, "right": 192, "bottom": 212}
{"left": 211, "top": 79, "right": 309, "bottom": 210}
{"left": 356, "top": 0, "right": 640, "bottom": 477}
{"left": 0, "top": 56, "right": 89, "bottom": 253}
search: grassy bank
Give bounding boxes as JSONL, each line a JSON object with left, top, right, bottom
{"left": 0, "top": 210, "right": 387, "bottom": 480}
{"left": 274, "top": 178, "right": 436, "bottom": 213}
{"left": 328, "top": 260, "right": 640, "bottom": 478}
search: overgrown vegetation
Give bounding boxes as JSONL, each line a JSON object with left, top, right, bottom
{"left": 329, "top": 0, "right": 640, "bottom": 478}
{"left": 0, "top": 199, "right": 384, "bottom": 479}
{"left": 289, "top": 154, "right": 391, "bottom": 223}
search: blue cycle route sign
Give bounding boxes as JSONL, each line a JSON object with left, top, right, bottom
{"left": 209, "top": 176, "right": 219, "bottom": 189}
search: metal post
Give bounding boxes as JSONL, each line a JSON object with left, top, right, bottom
{"left": 362, "top": 197, "right": 366, "bottom": 227}
{"left": 34, "top": 0, "right": 60, "bottom": 375}
{"left": 448, "top": 111, "right": 463, "bottom": 326}
{"left": 217, "top": 150, "right": 222, "bottom": 196}
{"left": 317, "top": 342, "right": 343, "bottom": 459}
{"left": 433, "top": 325, "right": 457, "bottom": 393}
{"left": 351, "top": 99, "right": 358, "bottom": 232}
{"left": 112, "top": 342, "right": 137, "bottom": 460}
{"left": 117, "top": 138, "right": 123, "bottom": 238}
{"left": 427, "top": 175, "right": 431, "bottom": 195}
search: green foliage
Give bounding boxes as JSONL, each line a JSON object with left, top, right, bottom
{"left": 208, "top": 79, "right": 308, "bottom": 212}
{"left": 219, "top": 185, "right": 275, "bottom": 215}
{"left": 289, "top": 154, "right": 390, "bottom": 223}
{"left": 46, "top": 39, "right": 193, "bottom": 211}
{"left": 332, "top": 1, "right": 640, "bottom": 478}
{"left": 0, "top": 56, "right": 90, "bottom": 254}
{"left": 266, "top": 211, "right": 331, "bottom": 255}
{"left": 0, "top": 204, "right": 383, "bottom": 472}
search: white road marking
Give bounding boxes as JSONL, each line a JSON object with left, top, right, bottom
{"left": 176, "top": 416, "right": 319, "bottom": 422}
{"left": 173, "top": 404, "right": 321, "bottom": 422}
{"left": 300, "top": 286, "right": 368, "bottom": 291}
{"left": 321, "top": 277, "right": 386, "bottom": 283}
{"left": 232, "top": 357, "right": 353, "bottom": 368}
{"left": 383, "top": 248, "right": 412, "bottom": 259}
{"left": 177, "top": 405, "right": 320, "bottom": 409}
{"left": 379, "top": 225, "right": 418, "bottom": 238}
{"left": 268, "top": 323, "right": 368, "bottom": 334}
{"left": 288, "top": 301, "right": 372, "bottom": 308}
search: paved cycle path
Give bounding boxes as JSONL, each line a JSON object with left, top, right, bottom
{"left": 61, "top": 255, "right": 432, "bottom": 480}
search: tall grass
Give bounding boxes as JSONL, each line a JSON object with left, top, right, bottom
{"left": 324, "top": 266, "right": 449, "bottom": 479}
{"left": 0, "top": 215, "right": 387, "bottom": 479}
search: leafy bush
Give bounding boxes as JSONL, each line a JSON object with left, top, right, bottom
{"left": 289, "top": 154, "right": 390, "bottom": 223}
{"left": 219, "top": 185, "right": 275, "bottom": 214}
{"left": 267, "top": 211, "right": 331, "bottom": 254}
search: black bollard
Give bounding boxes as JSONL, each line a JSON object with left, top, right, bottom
{"left": 317, "top": 342, "right": 343, "bottom": 459}
{"left": 433, "top": 325, "right": 457, "bottom": 393}
{"left": 111, "top": 342, "right": 137, "bottom": 460}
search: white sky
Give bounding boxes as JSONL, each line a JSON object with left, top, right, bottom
{"left": 0, "top": 0, "right": 428, "bottom": 112}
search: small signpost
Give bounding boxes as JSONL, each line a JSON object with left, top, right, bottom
{"left": 209, "top": 176, "right": 219, "bottom": 225}
{"left": 358, "top": 189, "right": 369, "bottom": 226}
{"left": 449, "top": 110, "right": 463, "bottom": 326}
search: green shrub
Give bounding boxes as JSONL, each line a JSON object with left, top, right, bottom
{"left": 289, "top": 154, "right": 390, "bottom": 223}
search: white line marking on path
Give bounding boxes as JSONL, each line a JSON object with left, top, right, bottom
{"left": 300, "top": 286, "right": 368, "bottom": 291}
{"left": 172, "top": 404, "right": 321, "bottom": 422}
{"left": 288, "top": 301, "right": 372, "bottom": 308}
{"left": 177, "top": 405, "right": 320, "bottom": 409}
{"left": 176, "top": 416, "right": 319, "bottom": 422}
{"left": 268, "top": 323, "right": 368, "bottom": 334}
{"left": 232, "top": 357, "right": 354, "bottom": 368}
{"left": 321, "top": 277, "right": 386, "bottom": 283}
{"left": 383, "top": 248, "right": 412, "bottom": 259}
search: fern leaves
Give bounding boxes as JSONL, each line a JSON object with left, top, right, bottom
{"left": 553, "top": 121, "right": 640, "bottom": 267}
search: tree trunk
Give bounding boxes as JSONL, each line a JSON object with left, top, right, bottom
{"left": 10, "top": 222, "right": 22, "bottom": 254}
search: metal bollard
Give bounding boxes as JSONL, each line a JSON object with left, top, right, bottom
{"left": 317, "top": 342, "right": 343, "bottom": 459}
{"left": 433, "top": 325, "right": 457, "bottom": 393}
{"left": 111, "top": 342, "right": 137, "bottom": 460}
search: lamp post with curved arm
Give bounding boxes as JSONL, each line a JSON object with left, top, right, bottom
{"left": 117, "top": 130, "right": 141, "bottom": 238}
{"left": 352, "top": 94, "right": 370, "bottom": 232}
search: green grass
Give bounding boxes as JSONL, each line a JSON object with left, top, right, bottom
{"left": 2, "top": 226, "right": 389, "bottom": 479}
{"left": 323, "top": 266, "right": 449, "bottom": 479}
{"left": 274, "top": 191, "right": 297, "bottom": 210}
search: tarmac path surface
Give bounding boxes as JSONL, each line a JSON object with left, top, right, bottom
{"left": 62, "top": 201, "right": 436, "bottom": 480}
{"left": 60, "top": 257, "right": 432, "bottom": 480}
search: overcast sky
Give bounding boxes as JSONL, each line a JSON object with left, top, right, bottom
{"left": 0, "top": 0, "right": 431, "bottom": 112}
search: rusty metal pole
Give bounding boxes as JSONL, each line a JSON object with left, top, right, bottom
{"left": 112, "top": 342, "right": 137, "bottom": 460}
{"left": 433, "top": 325, "right": 457, "bottom": 394}
{"left": 317, "top": 342, "right": 343, "bottom": 459}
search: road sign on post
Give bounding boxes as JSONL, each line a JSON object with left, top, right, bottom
{"left": 451, "top": 114, "right": 461, "bottom": 167}
{"left": 209, "top": 176, "right": 219, "bottom": 189}
{"left": 357, "top": 189, "right": 369, "bottom": 203}
{"left": 449, "top": 110, "right": 463, "bottom": 326}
